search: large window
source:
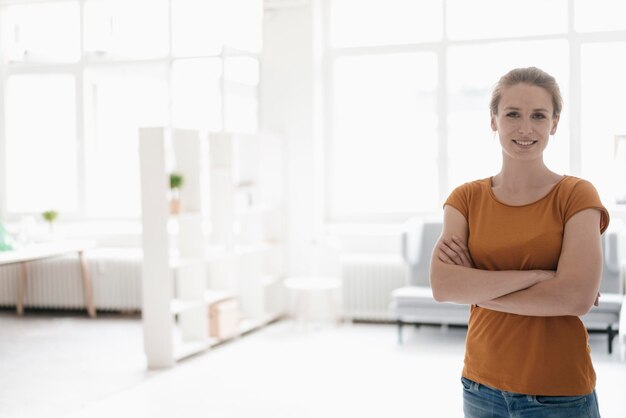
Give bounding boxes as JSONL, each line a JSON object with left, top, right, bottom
{"left": 0, "top": 0, "right": 262, "bottom": 220}
{"left": 0, "top": 1, "right": 80, "bottom": 64}
{"left": 83, "top": 64, "right": 169, "bottom": 218}
{"left": 330, "top": 0, "right": 443, "bottom": 47}
{"left": 447, "top": 40, "right": 570, "bottom": 190}
{"left": 6, "top": 74, "right": 78, "bottom": 212}
{"left": 581, "top": 42, "right": 626, "bottom": 204}
{"left": 327, "top": 0, "right": 626, "bottom": 220}
{"left": 331, "top": 52, "right": 438, "bottom": 214}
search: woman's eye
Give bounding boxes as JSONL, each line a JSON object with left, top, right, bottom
{"left": 532, "top": 113, "right": 546, "bottom": 119}
{"left": 506, "top": 112, "right": 519, "bottom": 118}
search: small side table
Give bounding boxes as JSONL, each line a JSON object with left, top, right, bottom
{"left": 283, "top": 276, "right": 342, "bottom": 326}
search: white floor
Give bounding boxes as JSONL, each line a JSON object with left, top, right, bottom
{"left": 1, "top": 311, "right": 625, "bottom": 418}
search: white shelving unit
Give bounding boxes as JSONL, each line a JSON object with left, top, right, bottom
{"left": 207, "top": 132, "right": 286, "bottom": 331}
{"left": 139, "top": 128, "right": 285, "bottom": 368}
{"left": 139, "top": 127, "right": 210, "bottom": 369}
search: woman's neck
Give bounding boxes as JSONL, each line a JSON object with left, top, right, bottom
{"left": 493, "top": 158, "right": 561, "bottom": 191}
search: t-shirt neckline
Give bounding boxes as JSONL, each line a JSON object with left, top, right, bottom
{"left": 487, "top": 175, "right": 568, "bottom": 208}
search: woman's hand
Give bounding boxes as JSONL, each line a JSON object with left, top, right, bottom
{"left": 438, "top": 235, "right": 475, "bottom": 268}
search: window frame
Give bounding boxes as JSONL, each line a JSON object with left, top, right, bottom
{"left": 323, "top": 0, "right": 626, "bottom": 223}
{"left": 0, "top": 0, "right": 261, "bottom": 222}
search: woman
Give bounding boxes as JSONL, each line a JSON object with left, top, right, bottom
{"left": 430, "top": 67, "right": 609, "bottom": 417}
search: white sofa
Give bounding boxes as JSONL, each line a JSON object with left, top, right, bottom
{"left": 391, "top": 218, "right": 625, "bottom": 355}
{"left": 389, "top": 219, "right": 470, "bottom": 343}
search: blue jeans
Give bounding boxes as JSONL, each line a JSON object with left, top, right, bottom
{"left": 462, "top": 377, "right": 601, "bottom": 417}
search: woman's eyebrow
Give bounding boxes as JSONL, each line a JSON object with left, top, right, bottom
{"left": 502, "top": 106, "right": 550, "bottom": 113}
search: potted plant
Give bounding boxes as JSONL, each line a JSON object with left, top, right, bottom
{"left": 169, "top": 172, "right": 184, "bottom": 214}
{"left": 41, "top": 210, "right": 59, "bottom": 232}
{"left": 0, "top": 221, "right": 14, "bottom": 251}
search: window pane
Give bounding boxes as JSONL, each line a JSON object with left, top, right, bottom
{"left": 575, "top": 0, "right": 626, "bottom": 32}
{"left": 84, "top": 0, "right": 169, "bottom": 59}
{"left": 224, "top": 57, "right": 259, "bottom": 133}
{"left": 172, "top": 0, "right": 262, "bottom": 56}
{"left": 84, "top": 64, "right": 169, "bottom": 218}
{"left": 330, "top": 0, "right": 443, "bottom": 47}
{"left": 581, "top": 42, "right": 626, "bottom": 205}
{"left": 172, "top": 0, "right": 225, "bottom": 56}
{"left": 225, "top": 0, "right": 263, "bottom": 53}
{"left": 447, "top": 40, "right": 570, "bottom": 192}
{"left": 6, "top": 75, "right": 77, "bottom": 212}
{"left": 224, "top": 95, "right": 258, "bottom": 134}
{"left": 447, "top": 0, "right": 567, "bottom": 40}
{"left": 172, "top": 58, "right": 223, "bottom": 131}
{"left": 0, "top": 2, "right": 80, "bottom": 63}
{"left": 224, "top": 57, "right": 260, "bottom": 85}
{"left": 331, "top": 53, "right": 438, "bottom": 215}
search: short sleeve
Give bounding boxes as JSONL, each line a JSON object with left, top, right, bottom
{"left": 444, "top": 183, "right": 471, "bottom": 220}
{"left": 564, "top": 180, "right": 610, "bottom": 234}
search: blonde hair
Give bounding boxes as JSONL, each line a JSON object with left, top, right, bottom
{"left": 489, "top": 67, "right": 563, "bottom": 117}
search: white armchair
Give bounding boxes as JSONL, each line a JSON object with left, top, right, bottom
{"left": 390, "top": 218, "right": 470, "bottom": 343}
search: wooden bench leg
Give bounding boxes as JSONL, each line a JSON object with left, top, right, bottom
{"left": 78, "top": 251, "right": 96, "bottom": 318}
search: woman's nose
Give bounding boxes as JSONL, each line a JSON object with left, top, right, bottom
{"left": 518, "top": 119, "right": 533, "bottom": 135}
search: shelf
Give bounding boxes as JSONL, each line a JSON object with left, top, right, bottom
{"left": 203, "top": 313, "right": 284, "bottom": 348}
{"left": 234, "top": 243, "right": 275, "bottom": 256}
{"left": 170, "top": 299, "right": 205, "bottom": 315}
{"left": 173, "top": 339, "right": 212, "bottom": 361}
{"left": 204, "top": 289, "right": 237, "bottom": 306}
{"left": 204, "top": 245, "right": 231, "bottom": 262}
{"left": 236, "top": 204, "right": 280, "bottom": 216}
{"left": 140, "top": 127, "right": 211, "bottom": 369}
{"left": 239, "top": 312, "right": 283, "bottom": 335}
{"left": 169, "top": 256, "right": 203, "bottom": 270}
{"left": 261, "top": 275, "right": 281, "bottom": 286}
{"left": 204, "top": 243, "right": 278, "bottom": 262}
{"left": 169, "top": 211, "right": 203, "bottom": 219}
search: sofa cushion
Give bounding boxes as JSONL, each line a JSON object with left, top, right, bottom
{"left": 589, "top": 293, "right": 624, "bottom": 313}
{"left": 390, "top": 285, "right": 470, "bottom": 325}
{"left": 582, "top": 293, "right": 624, "bottom": 328}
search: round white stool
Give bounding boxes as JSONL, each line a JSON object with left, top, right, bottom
{"left": 283, "top": 276, "right": 342, "bottom": 326}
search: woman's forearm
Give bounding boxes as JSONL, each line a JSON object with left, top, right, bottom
{"left": 429, "top": 260, "right": 553, "bottom": 305}
{"left": 473, "top": 211, "right": 603, "bottom": 317}
{"left": 431, "top": 210, "right": 602, "bottom": 315}
{"left": 478, "top": 275, "right": 595, "bottom": 317}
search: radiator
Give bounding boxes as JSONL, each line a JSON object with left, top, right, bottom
{"left": 341, "top": 254, "right": 408, "bottom": 321}
{"left": 0, "top": 248, "right": 142, "bottom": 311}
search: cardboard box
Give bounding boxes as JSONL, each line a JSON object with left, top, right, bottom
{"left": 210, "top": 298, "right": 240, "bottom": 340}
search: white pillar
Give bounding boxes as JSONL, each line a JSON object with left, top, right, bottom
{"left": 261, "top": 0, "right": 325, "bottom": 276}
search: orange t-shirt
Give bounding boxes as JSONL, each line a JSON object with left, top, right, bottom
{"left": 445, "top": 176, "right": 609, "bottom": 396}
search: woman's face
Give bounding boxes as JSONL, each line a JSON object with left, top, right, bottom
{"left": 491, "top": 83, "right": 559, "bottom": 162}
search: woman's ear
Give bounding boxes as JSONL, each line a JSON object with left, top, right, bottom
{"left": 550, "top": 114, "right": 560, "bottom": 135}
{"left": 490, "top": 112, "right": 497, "bottom": 132}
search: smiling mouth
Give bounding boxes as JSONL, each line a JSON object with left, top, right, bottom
{"left": 513, "top": 139, "right": 537, "bottom": 146}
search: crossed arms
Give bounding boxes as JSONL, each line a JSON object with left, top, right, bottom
{"left": 429, "top": 205, "right": 603, "bottom": 317}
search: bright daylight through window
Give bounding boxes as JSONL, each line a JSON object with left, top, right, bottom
{"left": 0, "top": 0, "right": 261, "bottom": 219}
{"left": 328, "top": 0, "right": 626, "bottom": 220}
{"left": 0, "top": 0, "right": 625, "bottom": 222}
